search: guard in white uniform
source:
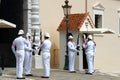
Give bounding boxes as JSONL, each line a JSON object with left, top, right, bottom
{"left": 67, "top": 36, "right": 78, "bottom": 73}
{"left": 83, "top": 35, "right": 96, "bottom": 75}
{"left": 38, "top": 32, "right": 52, "bottom": 78}
{"left": 24, "top": 33, "right": 33, "bottom": 76}
{"left": 11, "top": 29, "right": 27, "bottom": 79}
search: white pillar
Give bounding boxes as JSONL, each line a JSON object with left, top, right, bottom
{"left": 31, "top": 0, "right": 40, "bottom": 42}
{"left": 31, "top": 0, "right": 42, "bottom": 69}
{"left": 79, "top": 35, "right": 84, "bottom": 71}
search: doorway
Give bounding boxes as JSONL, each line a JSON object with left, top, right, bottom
{"left": 0, "top": 0, "right": 23, "bottom": 68}
{"left": 82, "top": 34, "right": 88, "bottom": 69}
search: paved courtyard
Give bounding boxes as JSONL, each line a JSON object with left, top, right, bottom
{"left": 0, "top": 68, "right": 120, "bottom": 80}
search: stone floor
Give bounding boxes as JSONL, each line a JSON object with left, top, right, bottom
{"left": 0, "top": 68, "right": 120, "bottom": 80}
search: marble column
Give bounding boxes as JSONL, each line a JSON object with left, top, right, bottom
{"left": 31, "top": 0, "right": 40, "bottom": 43}
{"left": 31, "top": 0, "right": 42, "bottom": 69}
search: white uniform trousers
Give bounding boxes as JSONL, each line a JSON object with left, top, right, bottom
{"left": 86, "top": 53, "right": 94, "bottom": 73}
{"left": 68, "top": 52, "right": 75, "bottom": 71}
{"left": 42, "top": 52, "right": 50, "bottom": 77}
{"left": 24, "top": 51, "right": 32, "bottom": 74}
{"left": 15, "top": 50, "right": 25, "bottom": 78}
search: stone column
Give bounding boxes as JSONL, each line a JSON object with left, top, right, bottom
{"left": 23, "top": 0, "right": 40, "bottom": 42}
{"left": 31, "top": 0, "right": 42, "bottom": 69}
{"left": 31, "top": 0, "right": 40, "bottom": 43}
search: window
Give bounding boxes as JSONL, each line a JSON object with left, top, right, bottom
{"left": 95, "top": 14, "right": 102, "bottom": 28}
{"left": 93, "top": 2, "right": 105, "bottom": 28}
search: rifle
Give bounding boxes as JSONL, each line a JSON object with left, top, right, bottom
{"left": 38, "top": 29, "right": 42, "bottom": 55}
{"left": 76, "top": 33, "right": 80, "bottom": 55}
{"left": 32, "top": 30, "right": 36, "bottom": 55}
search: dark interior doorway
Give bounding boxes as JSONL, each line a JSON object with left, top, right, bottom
{"left": 83, "top": 48, "right": 88, "bottom": 69}
{"left": 82, "top": 34, "right": 88, "bottom": 69}
{"left": 0, "top": 0, "right": 23, "bottom": 68}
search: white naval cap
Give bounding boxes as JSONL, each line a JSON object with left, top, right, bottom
{"left": 88, "top": 35, "right": 93, "bottom": 39}
{"left": 44, "top": 32, "right": 50, "bottom": 38}
{"left": 26, "top": 33, "right": 31, "bottom": 37}
{"left": 68, "top": 35, "right": 73, "bottom": 39}
{"left": 18, "top": 29, "right": 24, "bottom": 35}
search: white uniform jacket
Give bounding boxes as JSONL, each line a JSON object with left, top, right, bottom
{"left": 68, "top": 41, "right": 77, "bottom": 53}
{"left": 24, "top": 39, "right": 33, "bottom": 52}
{"left": 83, "top": 40, "right": 96, "bottom": 55}
{"left": 40, "top": 39, "right": 52, "bottom": 53}
{"left": 12, "top": 36, "right": 27, "bottom": 53}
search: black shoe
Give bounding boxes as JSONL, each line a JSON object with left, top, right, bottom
{"left": 41, "top": 76, "right": 49, "bottom": 78}
{"left": 25, "top": 74, "right": 33, "bottom": 76}
{"left": 16, "top": 77, "right": 25, "bottom": 79}
{"left": 69, "top": 71, "right": 76, "bottom": 73}
{"left": 85, "top": 73, "right": 93, "bottom": 75}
